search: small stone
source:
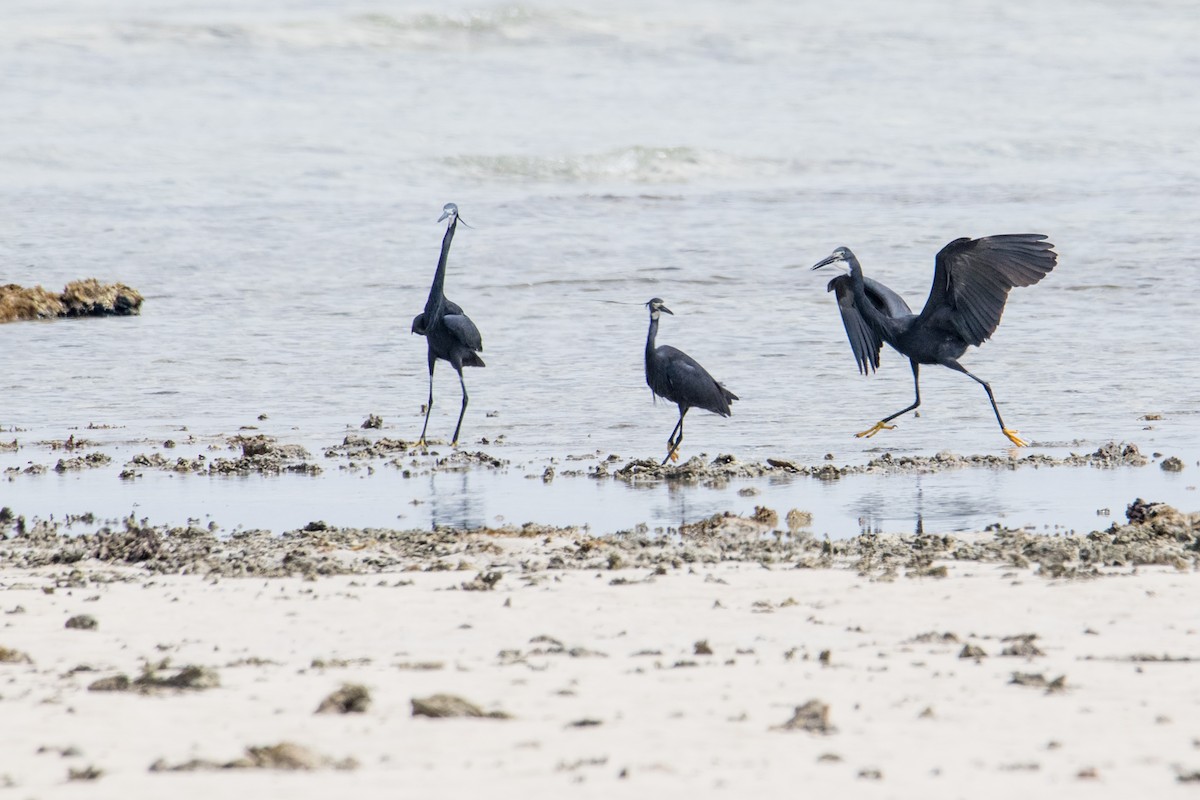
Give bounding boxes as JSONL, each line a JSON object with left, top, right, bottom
{"left": 316, "top": 684, "right": 371, "bottom": 715}
{"left": 67, "top": 765, "right": 103, "bottom": 782}
{"left": 694, "top": 640, "right": 713, "bottom": 656}
{"left": 65, "top": 615, "right": 98, "bottom": 631}
{"left": 88, "top": 674, "right": 131, "bottom": 692}
{"left": 0, "top": 646, "right": 32, "bottom": 664}
{"left": 775, "top": 700, "right": 835, "bottom": 734}
{"left": 958, "top": 643, "right": 987, "bottom": 659}
{"left": 461, "top": 571, "right": 502, "bottom": 591}
{"left": 411, "top": 694, "right": 511, "bottom": 719}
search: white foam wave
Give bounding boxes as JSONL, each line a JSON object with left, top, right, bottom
{"left": 443, "top": 146, "right": 794, "bottom": 184}
{"left": 0, "top": 6, "right": 610, "bottom": 52}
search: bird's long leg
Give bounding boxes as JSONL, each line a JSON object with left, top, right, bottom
{"left": 943, "top": 361, "right": 1027, "bottom": 447}
{"left": 662, "top": 409, "right": 687, "bottom": 465}
{"left": 856, "top": 361, "right": 921, "bottom": 438}
{"left": 417, "top": 357, "right": 436, "bottom": 447}
{"left": 451, "top": 367, "right": 468, "bottom": 447}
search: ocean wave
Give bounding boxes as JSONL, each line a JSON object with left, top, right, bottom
{"left": 443, "top": 146, "right": 794, "bottom": 184}
{"left": 0, "top": 6, "right": 610, "bottom": 51}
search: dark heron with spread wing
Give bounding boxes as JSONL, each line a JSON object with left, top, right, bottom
{"left": 411, "top": 203, "right": 484, "bottom": 446}
{"left": 811, "top": 234, "right": 1057, "bottom": 447}
{"left": 644, "top": 298, "right": 738, "bottom": 464}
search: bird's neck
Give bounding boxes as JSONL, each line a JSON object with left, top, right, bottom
{"left": 645, "top": 315, "right": 659, "bottom": 361}
{"left": 424, "top": 218, "right": 458, "bottom": 318}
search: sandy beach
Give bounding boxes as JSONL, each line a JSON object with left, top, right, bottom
{"left": 2, "top": 502, "right": 1199, "bottom": 798}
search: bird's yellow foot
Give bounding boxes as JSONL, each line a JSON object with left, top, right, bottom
{"left": 416, "top": 438, "right": 428, "bottom": 448}
{"left": 1002, "top": 428, "right": 1028, "bottom": 447}
{"left": 669, "top": 447, "right": 681, "bottom": 462}
{"left": 854, "top": 421, "right": 897, "bottom": 439}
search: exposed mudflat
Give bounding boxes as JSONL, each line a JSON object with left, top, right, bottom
{"left": 2, "top": 498, "right": 1199, "bottom": 797}
{"left": 1, "top": 495, "right": 1197, "bottom": 581}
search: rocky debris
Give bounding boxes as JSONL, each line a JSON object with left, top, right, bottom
{"left": 0, "top": 646, "right": 33, "bottom": 664}
{"left": 87, "top": 675, "right": 131, "bottom": 692}
{"left": 1009, "top": 672, "right": 1067, "bottom": 693}
{"left": 88, "top": 665, "right": 219, "bottom": 693}
{"left": 361, "top": 414, "right": 383, "bottom": 430}
{"left": 324, "top": 434, "right": 412, "bottom": 460}
{"left": 595, "top": 442, "right": 1152, "bottom": 485}
{"left": 461, "top": 570, "right": 502, "bottom": 591}
{"left": 66, "top": 765, "right": 103, "bottom": 782}
{"left": 1125, "top": 498, "right": 1167, "bottom": 524}
{"left": 1160, "top": 456, "right": 1185, "bottom": 472}
{"left": 211, "top": 435, "right": 321, "bottom": 475}
{"left": 0, "top": 279, "right": 142, "bottom": 323}
{"left": 53, "top": 453, "right": 112, "bottom": 472}
{"left": 64, "top": 614, "right": 98, "bottom": 631}
{"left": 42, "top": 435, "right": 96, "bottom": 451}
{"left": 311, "top": 657, "right": 371, "bottom": 669}
{"left": 958, "top": 644, "right": 987, "bottom": 659}
{"left": 434, "top": 450, "right": 507, "bottom": 471}
{"left": 150, "top": 742, "right": 357, "bottom": 772}
{"left": 1, "top": 500, "right": 1196, "bottom": 580}
{"left": 1000, "top": 634, "right": 1045, "bottom": 658}
{"left": 774, "top": 700, "right": 835, "bottom": 734}
{"left": 411, "top": 693, "right": 511, "bottom": 719}
{"left": 785, "top": 509, "right": 814, "bottom": 532}
{"left": 123, "top": 435, "right": 321, "bottom": 476}
{"left": 606, "top": 454, "right": 775, "bottom": 483}
{"left": 316, "top": 684, "right": 371, "bottom": 714}
{"left": 909, "top": 632, "right": 959, "bottom": 645}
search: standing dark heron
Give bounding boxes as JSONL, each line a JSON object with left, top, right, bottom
{"left": 411, "top": 203, "right": 484, "bottom": 446}
{"left": 644, "top": 298, "right": 738, "bottom": 464}
{"left": 811, "top": 234, "right": 1057, "bottom": 447}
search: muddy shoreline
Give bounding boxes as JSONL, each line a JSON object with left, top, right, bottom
{"left": 1, "top": 497, "right": 1196, "bottom": 581}
{"left": 0, "top": 427, "right": 1179, "bottom": 482}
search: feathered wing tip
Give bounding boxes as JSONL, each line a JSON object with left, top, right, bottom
{"left": 716, "top": 384, "right": 739, "bottom": 416}
{"left": 462, "top": 352, "right": 486, "bottom": 368}
{"left": 924, "top": 233, "right": 1058, "bottom": 346}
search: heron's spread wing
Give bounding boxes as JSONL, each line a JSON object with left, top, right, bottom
{"left": 443, "top": 313, "right": 483, "bottom": 352}
{"left": 656, "top": 346, "right": 735, "bottom": 416}
{"left": 919, "top": 234, "right": 1057, "bottom": 346}
{"left": 827, "top": 275, "right": 911, "bottom": 375}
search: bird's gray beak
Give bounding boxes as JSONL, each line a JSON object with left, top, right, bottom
{"left": 437, "top": 211, "right": 451, "bottom": 223}
{"left": 811, "top": 253, "right": 842, "bottom": 271}
{"left": 660, "top": 305, "right": 674, "bottom": 315}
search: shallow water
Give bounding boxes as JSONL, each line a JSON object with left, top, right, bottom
{"left": 3, "top": 439, "right": 1196, "bottom": 537}
{"left": 2, "top": 0, "right": 1198, "bottom": 531}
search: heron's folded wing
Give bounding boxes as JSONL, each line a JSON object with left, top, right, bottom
{"left": 828, "top": 274, "right": 883, "bottom": 375}
{"left": 919, "top": 234, "right": 1057, "bottom": 346}
{"left": 443, "top": 313, "right": 483, "bottom": 352}
{"left": 658, "top": 346, "right": 733, "bottom": 415}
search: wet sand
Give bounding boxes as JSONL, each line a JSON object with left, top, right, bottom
{"left": 2, "top": 501, "right": 1200, "bottom": 797}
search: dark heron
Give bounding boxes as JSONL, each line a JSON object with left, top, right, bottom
{"left": 644, "top": 298, "right": 738, "bottom": 464}
{"left": 411, "top": 203, "right": 484, "bottom": 446}
{"left": 811, "top": 234, "right": 1057, "bottom": 447}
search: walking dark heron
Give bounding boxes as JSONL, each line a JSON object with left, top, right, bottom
{"left": 411, "top": 203, "right": 484, "bottom": 446}
{"left": 643, "top": 298, "right": 738, "bottom": 464}
{"left": 811, "top": 234, "right": 1057, "bottom": 447}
